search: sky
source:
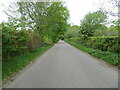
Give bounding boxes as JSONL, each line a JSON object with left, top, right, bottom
{"left": 0, "top": 0, "right": 116, "bottom": 25}
{"left": 65, "top": 0, "right": 98, "bottom": 25}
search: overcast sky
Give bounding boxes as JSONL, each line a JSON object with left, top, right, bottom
{"left": 0, "top": 0, "right": 115, "bottom": 25}
{"left": 65, "top": 0, "right": 98, "bottom": 25}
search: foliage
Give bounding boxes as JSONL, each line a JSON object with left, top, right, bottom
{"left": 2, "top": 22, "right": 50, "bottom": 61}
{"left": 107, "top": 26, "right": 118, "bottom": 36}
{"left": 26, "top": 31, "right": 43, "bottom": 51}
{"left": 79, "top": 11, "right": 107, "bottom": 37}
{"left": 94, "top": 21, "right": 119, "bottom": 36}
{"left": 67, "top": 36, "right": 119, "bottom": 53}
{"left": 2, "top": 2, "right": 69, "bottom": 61}
{"left": 64, "top": 25, "right": 79, "bottom": 38}
{"left": 2, "top": 22, "right": 28, "bottom": 61}
{"left": 84, "top": 37, "right": 119, "bottom": 53}
{"left": 17, "top": 2, "right": 69, "bottom": 43}
{"left": 65, "top": 39, "right": 119, "bottom": 66}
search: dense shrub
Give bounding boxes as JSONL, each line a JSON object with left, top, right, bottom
{"left": 67, "top": 36, "right": 119, "bottom": 53}
{"left": 2, "top": 23, "right": 46, "bottom": 61}
{"left": 26, "top": 31, "right": 43, "bottom": 52}
{"left": 64, "top": 25, "right": 79, "bottom": 38}
{"left": 85, "top": 37, "right": 119, "bottom": 53}
{"left": 2, "top": 23, "right": 28, "bottom": 61}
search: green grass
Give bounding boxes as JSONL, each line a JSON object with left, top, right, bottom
{"left": 2, "top": 45, "right": 52, "bottom": 81}
{"left": 65, "top": 40, "right": 119, "bottom": 66}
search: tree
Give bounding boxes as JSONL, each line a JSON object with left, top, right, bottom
{"left": 45, "top": 2, "right": 69, "bottom": 42}
{"left": 79, "top": 11, "right": 107, "bottom": 37}
{"left": 4, "top": 2, "right": 69, "bottom": 43}
{"left": 17, "top": 2, "right": 69, "bottom": 42}
{"left": 2, "top": 1, "right": 69, "bottom": 60}
{"left": 64, "top": 25, "right": 79, "bottom": 38}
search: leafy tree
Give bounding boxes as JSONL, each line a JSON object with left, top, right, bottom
{"left": 45, "top": 2, "right": 69, "bottom": 42}
{"left": 64, "top": 25, "right": 79, "bottom": 38}
{"left": 17, "top": 2, "right": 69, "bottom": 42}
{"left": 79, "top": 11, "right": 107, "bottom": 37}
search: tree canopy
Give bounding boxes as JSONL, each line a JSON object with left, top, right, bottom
{"left": 79, "top": 11, "right": 107, "bottom": 37}
{"left": 6, "top": 2, "right": 69, "bottom": 42}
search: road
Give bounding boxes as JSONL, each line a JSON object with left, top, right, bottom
{"left": 5, "top": 40, "right": 118, "bottom": 88}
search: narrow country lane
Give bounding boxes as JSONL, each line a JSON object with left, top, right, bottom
{"left": 5, "top": 40, "right": 118, "bottom": 88}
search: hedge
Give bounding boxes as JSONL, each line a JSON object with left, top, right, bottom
{"left": 67, "top": 36, "right": 119, "bottom": 53}
{"left": 2, "top": 23, "right": 46, "bottom": 61}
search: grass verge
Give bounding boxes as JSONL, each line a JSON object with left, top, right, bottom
{"left": 2, "top": 45, "right": 52, "bottom": 81}
{"left": 65, "top": 40, "right": 119, "bottom": 66}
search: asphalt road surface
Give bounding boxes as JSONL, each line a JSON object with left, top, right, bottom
{"left": 5, "top": 40, "right": 118, "bottom": 88}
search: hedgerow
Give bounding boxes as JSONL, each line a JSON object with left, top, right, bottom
{"left": 67, "top": 36, "right": 119, "bottom": 53}
{"left": 2, "top": 22, "right": 47, "bottom": 61}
